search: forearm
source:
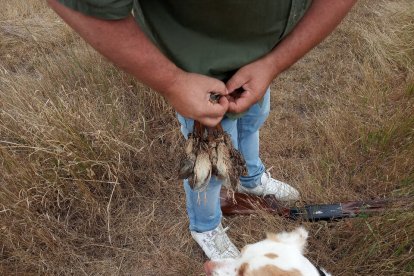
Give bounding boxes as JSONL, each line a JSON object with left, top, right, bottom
{"left": 47, "top": 0, "right": 182, "bottom": 96}
{"left": 48, "top": 0, "right": 230, "bottom": 127}
{"left": 263, "top": 0, "right": 357, "bottom": 76}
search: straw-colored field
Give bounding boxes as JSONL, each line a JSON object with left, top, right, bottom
{"left": 1, "top": 0, "right": 413, "bottom": 275}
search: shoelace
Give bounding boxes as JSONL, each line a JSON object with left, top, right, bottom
{"left": 264, "top": 166, "right": 274, "bottom": 179}
{"left": 261, "top": 170, "right": 288, "bottom": 193}
{"left": 211, "top": 226, "right": 231, "bottom": 254}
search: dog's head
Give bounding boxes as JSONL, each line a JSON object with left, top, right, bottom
{"left": 204, "top": 227, "right": 330, "bottom": 276}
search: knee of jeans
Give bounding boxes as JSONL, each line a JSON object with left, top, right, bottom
{"left": 239, "top": 109, "right": 269, "bottom": 134}
{"left": 253, "top": 109, "right": 270, "bottom": 129}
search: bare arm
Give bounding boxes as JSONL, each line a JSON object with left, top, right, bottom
{"left": 226, "top": 0, "right": 357, "bottom": 113}
{"left": 47, "top": 0, "right": 228, "bottom": 127}
{"left": 264, "top": 0, "right": 357, "bottom": 77}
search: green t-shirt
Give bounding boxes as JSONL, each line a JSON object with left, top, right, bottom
{"left": 58, "top": 0, "right": 311, "bottom": 81}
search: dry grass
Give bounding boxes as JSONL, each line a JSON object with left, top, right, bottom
{"left": 1, "top": 0, "right": 413, "bottom": 275}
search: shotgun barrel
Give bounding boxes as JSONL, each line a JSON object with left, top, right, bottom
{"left": 220, "top": 190, "right": 413, "bottom": 221}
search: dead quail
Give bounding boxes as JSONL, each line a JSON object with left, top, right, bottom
{"left": 178, "top": 133, "right": 196, "bottom": 179}
{"left": 215, "top": 138, "right": 232, "bottom": 189}
{"left": 191, "top": 145, "right": 212, "bottom": 191}
{"left": 178, "top": 119, "right": 247, "bottom": 192}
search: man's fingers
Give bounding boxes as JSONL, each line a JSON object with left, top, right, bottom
{"left": 204, "top": 95, "right": 228, "bottom": 117}
{"left": 218, "top": 95, "right": 229, "bottom": 109}
{"left": 199, "top": 117, "right": 222, "bottom": 128}
{"left": 210, "top": 80, "right": 229, "bottom": 96}
{"left": 227, "top": 91, "right": 252, "bottom": 113}
{"left": 194, "top": 95, "right": 228, "bottom": 127}
{"left": 225, "top": 94, "right": 236, "bottom": 103}
{"left": 228, "top": 101, "right": 247, "bottom": 114}
{"left": 226, "top": 70, "right": 248, "bottom": 93}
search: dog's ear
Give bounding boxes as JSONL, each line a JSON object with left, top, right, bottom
{"left": 271, "top": 227, "right": 308, "bottom": 253}
{"left": 291, "top": 227, "right": 308, "bottom": 252}
{"left": 265, "top": 232, "right": 279, "bottom": 242}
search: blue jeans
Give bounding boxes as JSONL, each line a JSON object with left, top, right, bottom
{"left": 177, "top": 88, "right": 270, "bottom": 232}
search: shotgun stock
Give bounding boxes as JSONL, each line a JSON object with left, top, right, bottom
{"left": 220, "top": 189, "right": 413, "bottom": 221}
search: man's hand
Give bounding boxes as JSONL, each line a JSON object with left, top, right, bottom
{"left": 47, "top": 0, "right": 228, "bottom": 127}
{"left": 226, "top": 0, "right": 357, "bottom": 114}
{"left": 166, "top": 72, "right": 229, "bottom": 127}
{"left": 226, "top": 58, "right": 275, "bottom": 114}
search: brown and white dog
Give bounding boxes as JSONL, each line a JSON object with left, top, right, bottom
{"left": 204, "top": 227, "right": 331, "bottom": 276}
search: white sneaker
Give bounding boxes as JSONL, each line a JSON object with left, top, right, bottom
{"left": 238, "top": 171, "right": 300, "bottom": 201}
{"left": 191, "top": 224, "right": 240, "bottom": 260}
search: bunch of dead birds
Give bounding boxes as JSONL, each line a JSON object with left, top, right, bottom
{"left": 179, "top": 121, "right": 247, "bottom": 192}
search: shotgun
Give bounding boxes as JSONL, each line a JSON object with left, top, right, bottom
{"left": 220, "top": 189, "right": 414, "bottom": 221}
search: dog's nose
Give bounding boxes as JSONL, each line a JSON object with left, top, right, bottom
{"left": 204, "top": 261, "right": 215, "bottom": 275}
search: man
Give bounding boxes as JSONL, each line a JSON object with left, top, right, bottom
{"left": 48, "top": 0, "right": 356, "bottom": 260}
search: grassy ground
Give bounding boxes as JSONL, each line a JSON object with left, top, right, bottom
{"left": 1, "top": 0, "right": 413, "bottom": 275}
